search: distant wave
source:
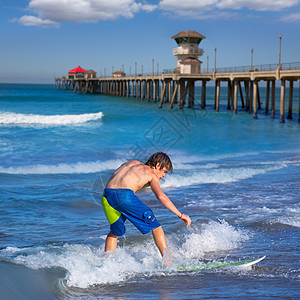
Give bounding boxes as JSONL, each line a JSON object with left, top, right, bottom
{"left": 0, "top": 111, "right": 103, "bottom": 126}
{"left": 170, "top": 149, "right": 300, "bottom": 164}
{"left": 0, "top": 159, "right": 125, "bottom": 175}
{"left": 0, "top": 159, "right": 289, "bottom": 180}
{"left": 171, "top": 151, "right": 261, "bottom": 164}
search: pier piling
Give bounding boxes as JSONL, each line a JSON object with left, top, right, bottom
{"left": 280, "top": 80, "right": 286, "bottom": 123}
{"left": 215, "top": 80, "right": 220, "bottom": 112}
{"left": 265, "top": 81, "right": 270, "bottom": 115}
{"left": 253, "top": 81, "right": 258, "bottom": 119}
{"left": 299, "top": 81, "right": 300, "bottom": 123}
{"left": 287, "top": 80, "right": 294, "bottom": 119}
{"left": 271, "top": 80, "right": 276, "bottom": 119}
{"left": 234, "top": 80, "right": 238, "bottom": 114}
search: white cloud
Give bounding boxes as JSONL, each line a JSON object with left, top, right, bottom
{"left": 159, "top": 0, "right": 300, "bottom": 19}
{"left": 15, "top": 15, "right": 59, "bottom": 27}
{"left": 14, "top": 0, "right": 157, "bottom": 27}
{"left": 159, "top": 0, "right": 218, "bottom": 11}
{"left": 216, "top": 0, "right": 299, "bottom": 11}
{"left": 280, "top": 12, "right": 300, "bottom": 21}
{"left": 141, "top": 4, "right": 157, "bottom": 13}
{"left": 158, "top": 0, "right": 232, "bottom": 19}
{"left": 12, "top": 0, "right": 300, "bottom": 27}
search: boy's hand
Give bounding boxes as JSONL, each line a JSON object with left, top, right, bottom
{"left": 179, "top": 213, "right": 191, "bottom": 227}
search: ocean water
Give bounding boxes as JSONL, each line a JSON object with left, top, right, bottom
{"left": 0, "top": 83, "right": 299, "bottom": 299}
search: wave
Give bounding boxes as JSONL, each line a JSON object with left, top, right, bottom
{"left": 276, "top": 216, "right": 300, "bottom": 228}
{"left": 233, "top": 206, "right": 300, "bottom": 229}
{"left": 161, "top": 163, "right": 287, "bottom": 188}
{"left": 271, "top": 207, "right": 300, "bottom": 228}
{"left": 171, "top": 151, "right": 261, "bottom": 164}
{"left": 181, "top": 220, "right": 249, "bottom": 258}
{"left": 1, "top": 220, "right": 249, "bottom": 288}
{"left": 0, "top": 159, "right": 126, "bottom": 175}
{"left": 169, "top": 149, "right": 300, "bottom": 165}
{"left": 0, "top": 111, "right": 103, "bottom": 126}
{"left": 0, "top": 158, "right": 289, "bottom": 183}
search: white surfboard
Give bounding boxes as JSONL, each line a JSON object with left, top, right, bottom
{"left": 236, "top": 255, "right": 266, "bottom": 268}
{"left": 177, "top": 255, "right": 266, "bottom": 272}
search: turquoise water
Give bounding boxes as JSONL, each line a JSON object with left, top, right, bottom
{"left": 0, "top": 83, "right": 299, "bottom": 299}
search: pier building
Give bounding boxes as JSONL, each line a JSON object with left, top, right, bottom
{"left": 67, "top": 66, "right": 87, "bottom": 79}
{"left": 85, "top": 70, "right": 97, "bottom": 79}
{"left": 112, "top": 71, "right": 126, "bottom": 78}
{"left": 172, "top": 30, "right": 205, "bottom": 74}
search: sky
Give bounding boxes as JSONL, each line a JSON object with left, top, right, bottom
{"left": 1, "top": 0, "right": 300, "bottom": 83}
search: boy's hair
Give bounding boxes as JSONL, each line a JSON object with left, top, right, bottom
{"left": 145, "top": 152, "right": 173, "bottom": 172}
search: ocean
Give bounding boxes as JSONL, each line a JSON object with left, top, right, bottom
{"left": 0, "top": 83, "right": 299, "bottom": 299}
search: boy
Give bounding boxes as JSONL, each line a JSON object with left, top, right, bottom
{"left": 102, "top": 152, "right": 191, "bottom": 257}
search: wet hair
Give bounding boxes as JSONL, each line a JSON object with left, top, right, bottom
{"left": 145, "top": 152, "right": 173, "bottom": 172}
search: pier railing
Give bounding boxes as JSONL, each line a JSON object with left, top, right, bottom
{"left": 163, "top": 62, "right": 300, "bottom": 75}
{"left": 61, "top": 62, "right": 300, "bottom": 79}
{"left": 94, "top": 62, "right": 300, "bottom": 78}
{"left": 211, "top": 62, "right": 300, "bottom": 73}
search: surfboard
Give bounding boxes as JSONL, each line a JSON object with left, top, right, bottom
{"left": 177, "top": 255, "right": 266, "bottom": 272}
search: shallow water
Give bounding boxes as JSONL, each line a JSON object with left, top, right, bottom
{"left": 0, "top": 83, "right": 299, "bottom": 299}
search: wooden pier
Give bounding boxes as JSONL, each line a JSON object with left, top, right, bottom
{"left": 54, "top": 62, "right": 300, "bottom": 123}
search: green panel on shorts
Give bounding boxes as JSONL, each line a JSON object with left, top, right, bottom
{"left": 101, "top": 195, "right": 121, "bottom": 224}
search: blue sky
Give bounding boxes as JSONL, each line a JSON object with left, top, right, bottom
{"left": 1, "top": 0, "right": 300, "bottom": 83}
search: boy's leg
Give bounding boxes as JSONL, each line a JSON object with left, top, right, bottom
{"left": 152, "top": 226, "right": 167, "bottom": 257}
{"left": 105, "top": 231, "right": 118, "bottom": 252}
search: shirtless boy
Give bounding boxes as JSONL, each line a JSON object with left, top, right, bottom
{"left": 101, "top": 152, "right": 191, "bottom": 257}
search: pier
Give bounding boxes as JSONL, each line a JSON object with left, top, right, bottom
{"left": 54, "top": 63, "right": 300, "bottom": 123}
{"left": 54, "top": 31, "right": 300, "bottom": 124}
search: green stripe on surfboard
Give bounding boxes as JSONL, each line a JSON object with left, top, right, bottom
{"left": 177, "top": 256, "right": 266, "bottom": 271}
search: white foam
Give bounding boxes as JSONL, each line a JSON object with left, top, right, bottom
{"left": 173, "top": 162, "right": 220, "bottom": 170}
{"left": 277, "top": 216, "right": 300, "bottom": 228}
{"left": 12, "top": 244, "right": 160, "bottom": 288}
{"left": 3, "top": 220, "right": 250, "bottom": 288}
{"left": 181, "top": 220, "right": 249, "bottom": 258}
{"left": 275, "top": 207, "right": 300, "bottom": 228}
{"left": 0, "top": 159, "right": 126, "bottom": 175}
{"left": 0, "top": 111, "right": 103, "bottom": 126}
{"left": 170, "top": 150, "right": 261, "bottom": 164}
{"left": 162, "top": 164, "right": 286, "bottom": 188}
{"left": 235, "top": 206, "right": 300, "bottom": 228}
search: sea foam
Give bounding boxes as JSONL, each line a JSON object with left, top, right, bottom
{"left": 181, "top": 220, "right": 249, "bottom": 258}
{"left": 161, "top": 163, "right": 287, "bottom": 188}
{"left": 2, "top": 220, "right": 249, "bottom": 288}
{"left": 0, "top": 159, "right": 126, "bottom": 175}
{"left": 0, "top": 111, "right": 103, "bottom": 126}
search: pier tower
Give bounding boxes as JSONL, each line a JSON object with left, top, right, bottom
{"left": 172, "top": 31, "right": 206, "bottom": 74}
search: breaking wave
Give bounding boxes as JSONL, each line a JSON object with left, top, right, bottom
{"left": 0, "top": 111, "right": 103, "bottom": 126}
{"left": 0, "top": 159, "right": 125, "bottom": 175}
{"left": 1, "top": 220, "right": 249, "bottom": 288}
{"left": 162, "top": 163, "right": 287, "bottom": 188}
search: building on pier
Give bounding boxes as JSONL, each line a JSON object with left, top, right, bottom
{"left": 112, "top": 71, "right": 126, "bottom": 78}
{"left": 67, "top": 66, "right": 87, "bottom": 79}
{"left": 172, "top": 30, "right": 206, "bottom": 74}
{"left": 85, "top": 69, "right": 97, "bottom": 79}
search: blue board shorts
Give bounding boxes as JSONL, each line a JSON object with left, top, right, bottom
{"left": 101, "top": 188, "right": 161, "bottom": 236}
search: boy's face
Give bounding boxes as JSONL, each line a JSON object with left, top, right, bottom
{"left": 154, "top": 163, "right": 169, "bottom": 179}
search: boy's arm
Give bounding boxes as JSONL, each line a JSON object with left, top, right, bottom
{"left": 150, "top": 175, "right": 191, "bottom": 227}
